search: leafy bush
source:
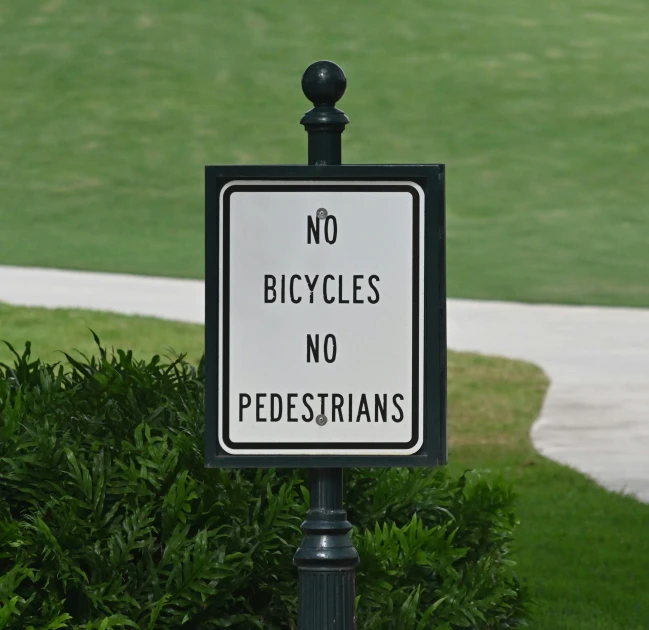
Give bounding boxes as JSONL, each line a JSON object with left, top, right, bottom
{"left": 0, "top": 338, "right": 531, "bottom": 629}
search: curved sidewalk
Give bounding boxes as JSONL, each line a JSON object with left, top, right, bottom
{"left": 1, "top": 265, "right": 648, "bottom": 502}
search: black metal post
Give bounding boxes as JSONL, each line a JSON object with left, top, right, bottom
{"left": 293, "top": 61, "right": 360, "bottom": 630}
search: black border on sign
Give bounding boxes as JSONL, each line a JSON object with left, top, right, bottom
{"left": 204, "top": 164, "right": 446, "bottom": 468}
{"left": 221, "top": 184, "right": 419, "bottom": 451}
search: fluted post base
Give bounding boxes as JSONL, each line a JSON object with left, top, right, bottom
{"left": 294, "top": 469, "right": 360, "bottom": 630}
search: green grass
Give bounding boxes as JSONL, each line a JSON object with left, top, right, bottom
{"left": 447, "top": 353, "right": 649, "bottom": 630}
{"left": 1, "top": 0, "right": 649, "bottom": 306}
{"left": 2, "top": 304, "right": 649, "bottom": 628}
{"left": 0, "top": 302, "right": 204, "bottom": 367}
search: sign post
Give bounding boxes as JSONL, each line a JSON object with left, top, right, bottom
{"left": 205, "top": 61, "right": 446, "bottom": 630}
{"left": 293, "top": 61, "right": 359, "bottom": 630}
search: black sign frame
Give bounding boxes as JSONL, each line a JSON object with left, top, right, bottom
{"left": 205, "top": 164, "right": 446, "bottom": 468}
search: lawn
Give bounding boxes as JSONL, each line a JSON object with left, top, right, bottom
{"left": 0, "top": 302, "right": 205, "bottom": 367}
{"left": 2, "top": 305, "right": 649, "bottom": 629}
{"left": 1, "top": 0, "right": 649, "bottom": 307}
{"left": 447, "top": 354, "right": 649, "bottom": 630}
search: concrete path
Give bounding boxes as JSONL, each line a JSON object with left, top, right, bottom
{"left": 2, "top": 265, "right": 648, "bottom": 502}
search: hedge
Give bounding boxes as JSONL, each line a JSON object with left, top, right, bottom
{"left": 0, "top": 338, "right": 531, "bottom": 629}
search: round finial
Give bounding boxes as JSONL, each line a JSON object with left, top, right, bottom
{"left": 302, "top": 61, "right": 346, "bottom": 107}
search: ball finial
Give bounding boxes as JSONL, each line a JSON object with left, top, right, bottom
{"left": 302, "top": 61, "right": 347, "bottom": 107}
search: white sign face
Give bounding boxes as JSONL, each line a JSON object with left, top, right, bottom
{"left": 218, "top": 181, "right": 424, "bottom": 455}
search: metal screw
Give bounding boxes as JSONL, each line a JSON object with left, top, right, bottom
{"left": 316, "top": 208, "right": 328, "bottom": 220}
{"left": 316, "top": 414, "right": 327, "bottom": 426}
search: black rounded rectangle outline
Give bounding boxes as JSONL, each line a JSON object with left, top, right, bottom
{"left": 219, "top": 183, "right": 420, "bottom": 452}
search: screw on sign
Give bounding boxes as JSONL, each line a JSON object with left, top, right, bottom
{"left": 204, "top": 61, "right": 447, "bottom": 630}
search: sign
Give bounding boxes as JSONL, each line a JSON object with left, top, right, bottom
{"left": 205, "top": 165, "right": 446, "bottom": 467}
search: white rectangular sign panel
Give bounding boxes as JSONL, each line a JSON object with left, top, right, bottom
{"left": 218, "top": 181, "right": 424, "bottom": 455}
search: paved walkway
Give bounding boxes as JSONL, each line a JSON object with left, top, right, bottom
{"left": 2, "top": 265, "right": 648, "bottom": 502}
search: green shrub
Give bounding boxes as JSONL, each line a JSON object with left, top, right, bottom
{"left": 0, "top": 338, "right": 531, "bottom": 629}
